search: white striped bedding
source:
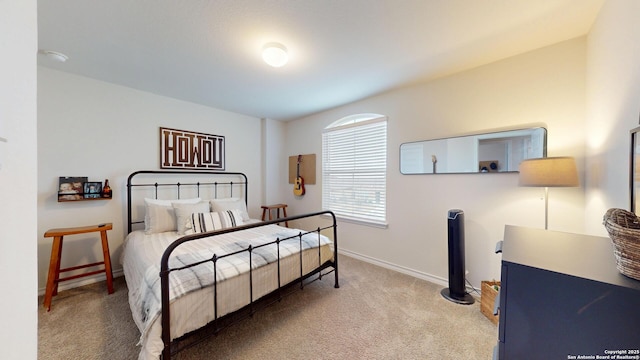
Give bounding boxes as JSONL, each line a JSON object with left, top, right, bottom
{"left": 121, "top": 221, "right": 334, "bottom": 360}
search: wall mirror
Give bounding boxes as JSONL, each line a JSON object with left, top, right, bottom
{"left": 400, "top": 127, "right": 547, "bottom": 174}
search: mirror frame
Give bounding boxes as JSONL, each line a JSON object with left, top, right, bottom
{"left": 399, "top": 127, "right": 547, "bottom": 175}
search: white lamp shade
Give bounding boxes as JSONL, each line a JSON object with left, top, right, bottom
{"left": 262, "top": 43, "right": 288, "bottom": 67}
{"left": 519, "top": 157, "right": 579, "bottom": 187}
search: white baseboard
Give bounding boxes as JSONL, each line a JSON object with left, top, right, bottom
{"left": 38, "top": 268, "right": 124, "bottom": 296}
{"left": 339, "top": 249, "right": 449, "bottom": 287}
{"left": 339, "top": 249, "right": 481, "bottom": 296}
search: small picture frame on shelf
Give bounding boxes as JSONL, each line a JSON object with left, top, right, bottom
{"left": 58, "top": 176, "right": 87, "bottom": 201}
{"left": 83, "top": 182, "right": 103, "bottom": 199}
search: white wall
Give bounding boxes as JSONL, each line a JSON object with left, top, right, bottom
{"left": 37, "top": 68, "right": 263, "bottom": 292}
{"left": 262, "top": 118, "right": 286, "bottom": 206}
{"left": 8, "top": 2, "right": 639, "bottom": 357}
{"left": 283, "top": 38, "right": 587, "bottom": 288}
{"left": 0, "top": 0, "right": 38, "bottom": 358}
{"left": 585, "top": 0, "right": 640, "bottom": 235}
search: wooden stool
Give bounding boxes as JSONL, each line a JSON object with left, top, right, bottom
{"left": 261, "top": 204, "right": 289, "bottom": 227}
{"left": 43, "top": 223, "right": 114, "bottom": 311}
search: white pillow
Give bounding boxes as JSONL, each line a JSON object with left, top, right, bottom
{"left": 144, "top": 197, "right": 201, "bottom": 234}
{"left": 184, "top": 210, "right": 244, "bottom": 234}
{"left": 210, "top": 198, "right": 250, "bottom": 221}
{"left": 173, "top": 201, "right": 210, "bottom": 235}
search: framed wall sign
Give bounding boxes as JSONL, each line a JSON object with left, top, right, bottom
{"left": 630, "top": 126, "right": 640, "bottom": 214}
{"left": 160, "top": 127, "right": 225, "bottom": 170}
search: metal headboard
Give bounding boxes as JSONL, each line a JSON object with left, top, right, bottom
{"left": 126, "top": 170, "right": 248, "bottom": 233}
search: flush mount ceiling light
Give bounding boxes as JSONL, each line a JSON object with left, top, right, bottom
{"left": 38, "top": 49, "right": 69, "bottom": 63}
{"left": 262, "top": 42, "right": 288, "bottom": 68}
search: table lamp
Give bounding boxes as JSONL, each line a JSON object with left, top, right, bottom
{"left": 518, "top": 157, "right": 579, "bottom": 230}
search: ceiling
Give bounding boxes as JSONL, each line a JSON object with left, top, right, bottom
{"left": 37, "top": 0, "right": 604, "bottom": 121}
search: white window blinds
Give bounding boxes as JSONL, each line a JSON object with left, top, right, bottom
{"left": 322, "top": 116, "right": 387, "bottom": 226}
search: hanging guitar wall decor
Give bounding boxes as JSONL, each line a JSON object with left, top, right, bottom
{"left": 288, "top": 154, "right": 316, "bottom": 196}
{"left": 293, "top": 154, "right": 305, "bottom": 196}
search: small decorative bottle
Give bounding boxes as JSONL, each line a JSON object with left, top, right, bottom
{"left": 102, "top": 179, "right": 112, "bottom": 198}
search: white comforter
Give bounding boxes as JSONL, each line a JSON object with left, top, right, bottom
{"left": 121, "top": 223, "right": 334, "bottom": 360}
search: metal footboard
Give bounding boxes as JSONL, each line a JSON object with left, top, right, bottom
{"left": 159, "top": 211, "right": 339, "bottom": 359}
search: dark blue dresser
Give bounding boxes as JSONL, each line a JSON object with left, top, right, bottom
{"left": 496, "top": 225, "right": 640, "bottom": 359}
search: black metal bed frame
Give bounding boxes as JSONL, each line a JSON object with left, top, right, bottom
{"left": 126, "top": 170, "right": 339, "bottom": 360}
{"left": 127, "top": 170, "right": 249, "bottom": 234}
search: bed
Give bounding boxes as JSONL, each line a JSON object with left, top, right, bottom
{"left": 121, "top": 170, "right": 339, "bottom": 360}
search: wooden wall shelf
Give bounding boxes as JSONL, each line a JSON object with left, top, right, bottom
{"left": 58, "top": 195, "right": 112, "bottom": 202}
{"left": 57, "top": 177, "right": 112, "bottom": 202}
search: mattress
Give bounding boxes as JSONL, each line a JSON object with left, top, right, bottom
{"left": 121, "top": 222, "right": 334, "bottom": 360}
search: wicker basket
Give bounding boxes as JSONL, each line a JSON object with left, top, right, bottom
{"left": 602, "top": 208, "right": 640, "bottom": 281}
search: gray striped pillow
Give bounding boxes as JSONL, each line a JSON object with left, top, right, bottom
{"left": 184, "top": 209, "right": 244, "bottom": 234}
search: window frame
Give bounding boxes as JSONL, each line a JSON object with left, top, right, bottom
{"left": 321, "top": 114, "right": 388, "bottom": 228}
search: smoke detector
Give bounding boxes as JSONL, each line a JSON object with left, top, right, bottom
{"left": 39, "top": 50, "right": 69, "bottom": 63}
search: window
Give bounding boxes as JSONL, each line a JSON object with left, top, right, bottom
{"left": 322, "top": 114, "right": 387, "bottom": 227}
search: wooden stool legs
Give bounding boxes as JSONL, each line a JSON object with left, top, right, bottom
{"left": 101, "top": 229, "right": 114, "bottom": 294}
{"left": 43, "top": 223, "right": 114, "bottom": 311}
{"left": 44, "top": 236, "right": 64, "bottom": 304}
{"left": 260, "top": 204, "right": 289, "bottom": 227}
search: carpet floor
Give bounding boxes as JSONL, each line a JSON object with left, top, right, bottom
{"left": 38, "top": 255, "right": 497, "bottom": 359}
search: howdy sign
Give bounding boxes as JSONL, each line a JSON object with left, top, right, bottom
{"left": 160, "top": 127, "right": 225, "bottom": 170}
